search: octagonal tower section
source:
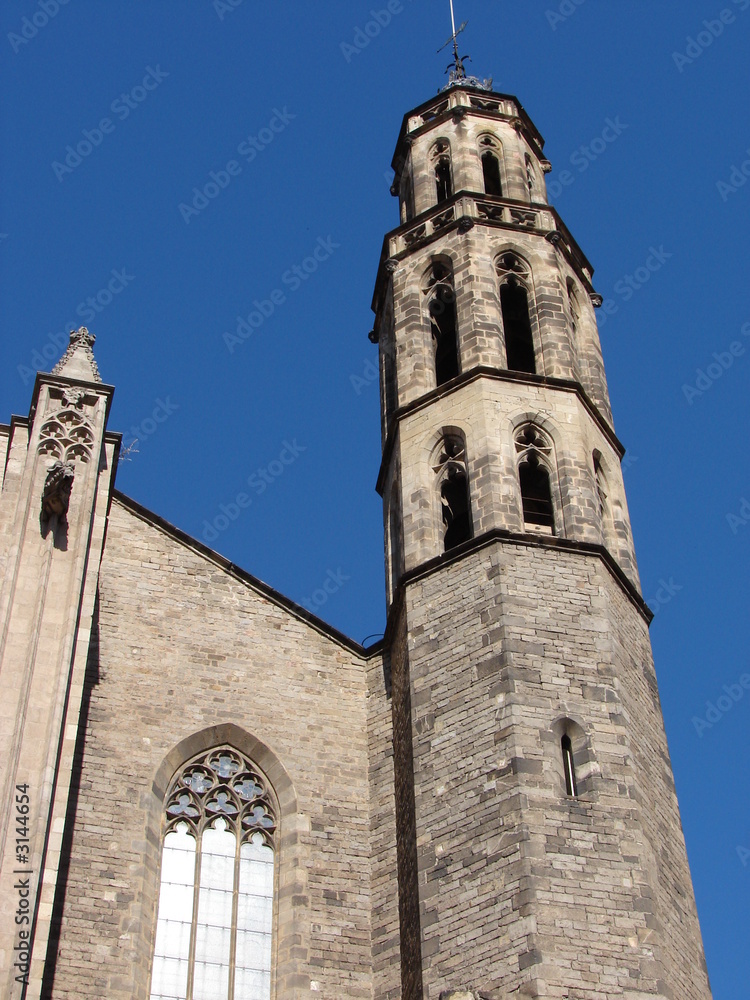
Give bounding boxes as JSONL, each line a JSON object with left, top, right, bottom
{"left": 371, "top": 84, "right": 711, "bottom": 1000}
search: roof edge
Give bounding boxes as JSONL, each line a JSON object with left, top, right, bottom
{"left": 111, "top": 490, "right": 383, "bottom": 660}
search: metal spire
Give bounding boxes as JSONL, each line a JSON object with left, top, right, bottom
{"left": 437, "top": 0, "right": 468, "bottom": 81}
{"left": 437, "top": 1, "right": 493, "bottom": 92}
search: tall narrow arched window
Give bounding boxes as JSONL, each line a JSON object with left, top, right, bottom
{"left": 525, "top": 153, "right": 536, "bottom": 199}
{"left": 496, "top": 253, "right": 536, "bottom": 374}
{"left": 478, "top": 134, "right": 503, "bottom": 196}
{"left": 433, "top": 433, "right": 472, "bottom": 551}
{"left": 423, "top": 259, "right": 459, "bottom": 385}
{"left": 515, "top": 424, "right": 555, "bottom": 533}
{"left": 593, "top": 451, "right": 608, "bottom": 524}
{"left": 567, "top": 278, "right": 580, "bottom": 337}
{"left": 431, "top": 139, "right": 453, "bottom": 204}
{"left": 561, "top": 734, "right": 578, "bottom": 797}
{"left": 150, "top": 747, "right": 276, "bottom": 1000}
{"left": 388, "top": 479, "right": 403, "bottom": 592}
{"left": 399, "top": 171, "right": 415, "bottom": 224}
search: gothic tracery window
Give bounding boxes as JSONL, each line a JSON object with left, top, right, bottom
{"left": 431, "top": 139, "right": 453, "bottom": 204}
{"left": 515, "top": 424, "right": 555, "bottom": 533}
{"left": 496, "top": 253, "right": 537, "bottom": 374}
{"left": 525, "top": 153, "right": 536, "bottom": 199}
{"left": 433, "top": 433, "right": 472, "bottom": 551}
{"left": 423, "top": 259, "right": 460, "bottom": 385}
{"left": 478, "top": 134, "right": 503, "bottom": 196}
{"left": 150, "top": 747, "right": 276, "bottom": 1000}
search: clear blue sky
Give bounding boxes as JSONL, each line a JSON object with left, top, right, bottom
{"left": 1, "top": 1, "right": 748, "bottom": 994}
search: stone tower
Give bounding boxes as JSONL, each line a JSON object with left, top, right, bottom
{"left": 370, "top": 78, "right": 711, "bottom": 999}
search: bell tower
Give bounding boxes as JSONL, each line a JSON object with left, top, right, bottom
{"left": 372, "top": 71, "right": 711, "bottom": 999}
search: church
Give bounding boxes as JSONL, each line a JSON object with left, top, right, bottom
{"left": 0, "top": 57, "right": 712, "bottom": 1000}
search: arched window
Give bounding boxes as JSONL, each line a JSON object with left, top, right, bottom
{"left": 433, "top": 433, "right": 472, "bottom": 551}
{"left": 388, "top": 480, "right": 402, "bottom": 591}
{"left": 551, "top": 719, "right": 595, "bottom": 798}
{"left": 567, "top": 278, "right": 580, "bottom": 337}
{"left": 478, "top": 134, "right": 503, "bottom": 196}
{"left": 593, "top": 451, "right": 608, "bottom": 526}
{"left": 561, "top": 734, "right": 578, "bottom": 797}
{"left": 150, "top": 747, "right": 276, "bottom": 1000}
{"left": 423, "top": 259, "right": 459, "bottom": 385}
{"left": 515, "top": 424, "right": 555, "bottom": 533}
{"left": 400, "top": 171, "right": 415, "bottom": 224}
{"left": 431, "top": 139, "right": 453, "bottom": 204}
{"left": 496, "top": 253, "right": 536, "bottom": 374}
{"left": 525, "top": 153, "right": 536, "bottom": 199}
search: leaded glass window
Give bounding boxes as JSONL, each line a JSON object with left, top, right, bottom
{"left": 150, "top": 747, "right": 276, "bottom": 1000}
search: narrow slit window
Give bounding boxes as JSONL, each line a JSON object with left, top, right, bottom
{"left": 562, "top": 734, "right": 578, "bottom": 797}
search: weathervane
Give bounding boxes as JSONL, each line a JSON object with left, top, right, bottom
{"left": 437, "top": 1, "right": 493, "bottom": 92}
{"left": 437, "top": 0, "right": 469, "bottom": 81}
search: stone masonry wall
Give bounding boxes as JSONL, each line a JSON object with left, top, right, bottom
{"left": 400, "top": 539, "right": 710, "bottom": 1000}
{"left": 43, "top": 497, "right": 383, "bottom": 1000}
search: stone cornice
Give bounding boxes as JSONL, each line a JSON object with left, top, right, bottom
{"left": 385, "top": 528, "right": 653, "bottom": 629}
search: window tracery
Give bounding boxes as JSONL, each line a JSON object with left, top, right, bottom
{"left": 38, "top": 408, "right": 95, "bottom": 464}
{"left": 478, "top": 134, "right": 503, "bottom": 196}
{"left": 515, "top": 424, "right": 555, "bottom": 532}
{"left": 525, "top": 153, "right": 536, "bottom": 198}
{"left": 423, "top": 260, "right": 459, "bottom": 385}
{"left": 433, "top": 433, "right": 472, "bottom": 551}
{"left": 430, "top": 139, "right": 453, "bottom": 204}
{"left": 150, "top": 746, "right": 276, "bottom": 1000}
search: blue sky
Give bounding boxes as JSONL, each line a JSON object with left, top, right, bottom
{"left": 1, "top": 1, "right": 748, "bottom": 994}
